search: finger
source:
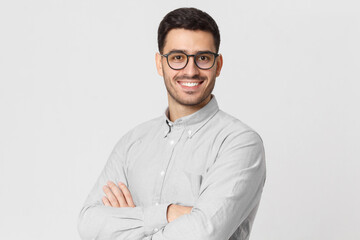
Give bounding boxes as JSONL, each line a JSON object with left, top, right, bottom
{"left": 102, "top": 196, "right": 111, "bottom": 207}
{"left": 102, "top": 185, "right": 120, "bottom": 207}
{"left": 107, "top": 181, "right": 128, "bottom": 207}
{"left": 119, "top": 182, "right": 135, "bottom": 207}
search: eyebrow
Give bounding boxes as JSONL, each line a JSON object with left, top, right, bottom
{"left": 167, "top": 49, "right": 214, "bottom": 54}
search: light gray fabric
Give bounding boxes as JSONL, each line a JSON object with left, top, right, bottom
{"left": 78, "top": 95, "right": 266, "bottom": 240}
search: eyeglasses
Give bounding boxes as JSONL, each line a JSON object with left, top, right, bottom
{"left": 161, "top": 50, "right": 219, "bottom": 70}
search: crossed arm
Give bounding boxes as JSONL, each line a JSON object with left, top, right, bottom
{"left": 78, "top": 130, "right": 266, "bottom": 240}
{"left": 102, "top": 181, "right": 192, "bottom": 223}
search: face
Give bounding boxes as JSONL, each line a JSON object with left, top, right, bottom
{"left": 156, "top": 29, "right": 223, "bottom": 107}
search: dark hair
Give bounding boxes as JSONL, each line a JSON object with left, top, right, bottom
{"left": 157, "top": 7, "right": 220, "bottom": 54}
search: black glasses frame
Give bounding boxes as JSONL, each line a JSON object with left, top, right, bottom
{"left": 161, "top": 50, "right": 219, "bottom": 70}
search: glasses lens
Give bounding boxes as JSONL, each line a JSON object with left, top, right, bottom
{"left": 167, "top": 52, "right": 187, "bottom": 69}
{"left": 195, "top": 53, "right": 215, "bottom": 69}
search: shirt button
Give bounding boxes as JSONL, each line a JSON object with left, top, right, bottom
{"left": 170, "top": 140, "right": 174, "bottom": 145}
{"left": 155, "top": 202, "right": 159, "bottom": 206}
{"left": 188, "top": 130, "right": 192, "bottom": 135}
{"left": 160, "top": 170, "right": 165, "bottom": 176}
{"left": 154, "top": 228, "right": 159, "bottom": 232}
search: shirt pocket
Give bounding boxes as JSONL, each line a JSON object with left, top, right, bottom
{"left": 182, "top": 170, "right": 203, "bottom": 200}
{"left": 172, "top": 148, "right": 207, "bottom": 201}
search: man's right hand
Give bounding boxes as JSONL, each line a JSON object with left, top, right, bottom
{"left": 102, "top": 181, "right": 135, "bottom": 208}
{"left": 167, "top": 204, "right": 193, "bottom": 223}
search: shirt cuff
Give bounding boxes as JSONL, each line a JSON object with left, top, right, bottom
{"left": 143, "top": 203, "right": 171, "bottom": 234}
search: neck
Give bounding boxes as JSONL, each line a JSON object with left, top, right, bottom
{"left": 167, "top": 95, "right": 212, "bottom": 122}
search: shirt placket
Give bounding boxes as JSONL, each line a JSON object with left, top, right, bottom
{"left": 152, "top": 122, "right": 185, "bottom": 206}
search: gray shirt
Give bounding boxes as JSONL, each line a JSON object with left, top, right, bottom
{"left": 78, "top": 95, "right": 266, "bottom": 240}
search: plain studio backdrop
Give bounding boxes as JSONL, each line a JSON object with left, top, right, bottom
{"left": 0, "top": 0, "right": 359, "bottom": 239}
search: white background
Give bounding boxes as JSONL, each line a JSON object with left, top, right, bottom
{"left": 1, "top": 1, "right": 359, "bottom": 239}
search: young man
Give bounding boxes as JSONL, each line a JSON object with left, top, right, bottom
{"left": 78, "top": 7, "right": 266, "bottom": 240}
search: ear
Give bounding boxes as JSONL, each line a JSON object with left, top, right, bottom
{"left": 215, "top": 54, "right": 223, "bottom": 77}
{"left": 155, "top": 52, "right": 164, "bottom": 77}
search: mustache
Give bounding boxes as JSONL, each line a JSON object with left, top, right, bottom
{"left": 174, "top": 75, "right": 207, "bottom": 81}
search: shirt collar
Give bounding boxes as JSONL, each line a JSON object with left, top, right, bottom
{"left": 162, "top": 94, "right": 219, "bottom": 138}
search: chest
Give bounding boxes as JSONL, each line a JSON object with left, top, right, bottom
{"left": 125, "top": 127, "right": 221, "bottom": 206}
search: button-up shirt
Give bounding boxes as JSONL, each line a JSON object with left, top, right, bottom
{"left": 78, "top": 95, "right": 266, "bottom": 240}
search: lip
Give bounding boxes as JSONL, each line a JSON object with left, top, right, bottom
{"left": 176, "top": 80, "right": 204, "bottom": 91}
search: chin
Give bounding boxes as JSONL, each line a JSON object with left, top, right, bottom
{"left": 176, "top": 94, "right": 210, "bottom": 107}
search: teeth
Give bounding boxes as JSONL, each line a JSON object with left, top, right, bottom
{"left": 180, "top": 82, "right": 200, "bottom": 87}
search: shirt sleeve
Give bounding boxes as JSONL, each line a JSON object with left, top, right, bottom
{"left": 77, "top": 135, "right": 171, "bottom": 240}
{"left": 146, "top": 130, "right": 266, "bottom": 240}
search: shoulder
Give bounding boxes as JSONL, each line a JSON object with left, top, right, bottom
{"left": 209, "top": 110, "right": 265, "bottom": 165}
{"left": 127, "top": 116, "right": 163, "bottom": 138}
{"left": 212, "top": 110, "right": 265, "bottom": 168}
{"left": 213, "top": 110, "right": 263, "bottom": 144}
{"left": 112, "top": 116, "right": 163, "bottom": 152}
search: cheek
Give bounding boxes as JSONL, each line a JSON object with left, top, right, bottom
{"left": 205, "top": 70, "right": 217, "bottom": 81}
{"left": 163, "top": 69, "right": 179, "bottom": 82}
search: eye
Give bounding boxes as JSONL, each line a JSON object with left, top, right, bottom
{"left": 197, "top": 54, "right": 212, "bottom": 62}
{"left": 169, "top": 53, "right": 186, "bottom": 62}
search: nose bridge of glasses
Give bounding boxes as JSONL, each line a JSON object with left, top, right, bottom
{"left": 185, "top": 54, "right": 200, "bottom": 70}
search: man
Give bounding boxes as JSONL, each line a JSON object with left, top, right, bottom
{"left": 78, "top": 7, "right": 266, "bottom": 240}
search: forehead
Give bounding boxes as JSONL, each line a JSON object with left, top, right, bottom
{"left": 163, "top": 29, "right": 216, "bottom": 53}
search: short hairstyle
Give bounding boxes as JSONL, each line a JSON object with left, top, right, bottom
{"left": 157, "top": 7, "right": 220, "bottom": 54}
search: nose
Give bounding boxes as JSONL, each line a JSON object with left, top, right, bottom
{"left": 182, "top": 56, "right": 200, "bottom": 76}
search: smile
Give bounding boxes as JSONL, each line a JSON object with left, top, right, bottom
{"left": 180, "top": 82, "right": 200, "bottom": 87}
{"left": 176, "top": 81, "right": 205, "bottom": 90}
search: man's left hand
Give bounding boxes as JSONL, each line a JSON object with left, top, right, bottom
{"left": 102, "top": 181, "right": 136, "bottom": 208}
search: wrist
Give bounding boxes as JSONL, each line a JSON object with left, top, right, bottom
{"left": 166, "top": 204, "right": 174, "bottom": 223}
{"left": 166, "top": 204, "right": 193, "bottom": 223}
